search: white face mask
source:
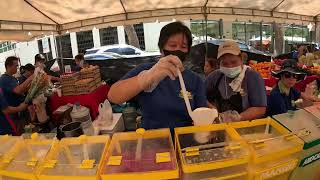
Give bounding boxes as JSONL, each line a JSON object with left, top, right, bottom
{"left": 220, "top": 66, "right": 242, "bottom": 78}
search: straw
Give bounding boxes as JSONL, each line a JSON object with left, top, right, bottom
{"left": 135, "top": 137, "right": 143, "bottom": 161}
{"left": 177, "top": 68, "right": 193, "bottom": 116}
{"left": 83, "top": 143, "right": 89, "bottom": 160}
{"left": 63, "top": 146, "right": 74, "bottom": 164}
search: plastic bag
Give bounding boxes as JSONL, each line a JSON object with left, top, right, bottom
{"left": 32, "top": 94, "right": 48, "bottom": 123}
{"left": 50, "top": 60, "right": 60, "bottom": 72}
{"left": 219, "top": 110, "right": 241, "bottom": 123}
{"left": 95, "top": 99, "right": 113, "bottom": 127}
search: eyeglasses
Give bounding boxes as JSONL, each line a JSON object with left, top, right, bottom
{"left": 283, "top": 72, "right": 299, "bottom": 79}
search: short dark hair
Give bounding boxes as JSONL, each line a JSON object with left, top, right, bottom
{"left": 205, "top": 57, "right": 217, "bottom": 69}
{"left": 24, "top": 63, "right": 35, "bottom": 72}
{"left": 35, "top": 54, "right": 45, "bottom": 64}
{"left": 20, "top": 66, "right": 25, "bottom": 73}
{"left": 5, "top": 56, "right": 19, "bottom": 69}
{"left": 158, "top": 21, "right": 192, "bottom": 52}
{"left": 75, "top": 54, "right": 84, "bottom": 61}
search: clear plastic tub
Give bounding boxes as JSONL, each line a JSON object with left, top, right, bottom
{"left": 273, "top": 109, "right": 320, "bottom": 180}
{"left": 37, "top": 135, "right": 109, "bottom": 180}
{"left": 0, "top": 133, "right": 57, "bottom": 180}
{"left": 100, "top": 128, "right": 179, "bottom": 180}
{"left": 175, "top": 124, "right": 250, "bottom": 180}
{"left": 230, "top": 118, "right": 304, "bottom": 180}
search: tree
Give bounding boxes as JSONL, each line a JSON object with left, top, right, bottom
{"left": 124, "top": 25, "right": 140, "bottom": 49}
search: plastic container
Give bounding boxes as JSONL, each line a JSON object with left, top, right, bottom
{"left": 229, "top": 118, "right": 304, "bottom": 180}
{"left": 61, "top": 121, "right": 84, "bottom": 138}
{"left": 100, "top": 128, "right": 179, "bottom": 180}
{"left": 37, "top": 135, "right": 110, "bottom": 180}
{"left": 122, "top": 107, "right": 137, "bottom": 131}
{"left": 98, "top": 113, "right": 125, "bottom": 135}
{"left": 70, "top": 104, "right": 91, "bottom": 123}
{"left": 273, "top": 109, "right": 320, "bottom": 180}
{"left": 81, "top": 119, "right": 94, "bottom": 136}
{"left": 0, "top": 133, "right": 58, "bottom": 180}
{"left": 175, "top": 123, "right": 250, "bottom": 180}
{"left": 0, "top": 135, "right": 20, "bottom": 161}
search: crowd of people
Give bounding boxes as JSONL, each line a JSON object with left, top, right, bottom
{"left": 0, "top": 52, "right": 85, "bottom": 135}
{"left": 108, "top": 21, "right": 320, "bottom": 132}
{"left": 0, "top": 21, "right": 319, "bottom": 136}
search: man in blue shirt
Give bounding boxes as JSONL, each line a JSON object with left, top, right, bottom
{"left": 108, "top": 22, "right": 207, "bottom": 131}
{"left": 0, "top": 88, "right": 28, "bottom": 135}
{"left": 0, "top": 56, "right": 33, "bottom": 134}
{"left": 18, "top": 63, "right": 35, "bottom": 85}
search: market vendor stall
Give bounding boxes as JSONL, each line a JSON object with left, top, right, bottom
{"left": 50, "top": 84, "right": 109, "bottom": 120}
{"left": 50, "top": 66, "right": 109, "bottom": 120}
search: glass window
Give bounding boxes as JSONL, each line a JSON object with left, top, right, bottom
{"left": 121, "top": 47, "right": 136, "bottom": 55}
{"left": 233, "top": 22, "right": 246, "bottom": 42}
{"left": 85, "top": 49, "right": 99, "bottom": 55}
{"left": 105, "top": 48, "right": 121, "bottom": 54}
{"left": 76, "top": 31, "right": 94, "bottom": 54}
{"left": 191, "top": 20, "right": 220, "bottom": 45}
{"left": 56, "top": 35, "right": 73, "bottom": 58}
{"left": 100, "top": 27, "right": 118, "bottom": 46}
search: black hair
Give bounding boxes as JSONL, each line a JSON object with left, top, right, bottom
{"left": 205, "top": 57, "right": 217, "bottom": 69}
{"left": 5, "top": 56, "right": 19, "bottom": 69}
{"left": 34, "top": 54, "right": 45, "bottom": 64}
{"left": 24, "top": 63, "right": 35, "bottom": 72}
{"left": 20, "top": 66, "right": 25, "bottom": 73}
{"left": 75, "top": 54, "right": 84, "bottom": 61}
{"left": 158, "top": 21, "right": 192, "bottom": 52}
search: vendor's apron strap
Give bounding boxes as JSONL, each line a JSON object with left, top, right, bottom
{"left": 213, "top": 74, "right": 243, "bottom": 113}
{"left": 4, "top": 114, "right": 18, "bottom": 136}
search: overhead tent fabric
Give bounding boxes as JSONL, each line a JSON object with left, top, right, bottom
{"left": 1, "top": 0, "right": 320, "bottom": 41}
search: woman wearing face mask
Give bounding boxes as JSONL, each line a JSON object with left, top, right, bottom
{"left": 267, "top": 59, "right": 319, "bottom": 116}
{"left": 206, "top": 40, "right": 267, "bottom": 122}
{"left": 108, "top": 22, "right": 207, "bottom": 131}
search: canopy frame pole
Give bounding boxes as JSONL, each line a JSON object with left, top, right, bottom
{"left": 203, "top": 0, "right": 209, "bottom": 58}
{"left": 119, "top": 0, "right": 128, "bottom": 20}
{"left": 57, "top": 33, "right": 64, "bottom": 73}
{"left": 23, "top": 0, "right": 59, "bottom": 25}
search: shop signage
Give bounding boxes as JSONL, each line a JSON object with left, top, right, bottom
{"left": 300, "top": 151, "right": 320, "bottom": 167}
{"left": 258, "top": 160, "right": 297, "bottom": 179}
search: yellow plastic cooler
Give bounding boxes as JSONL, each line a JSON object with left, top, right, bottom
{"left": 229, "top": 118, "right": 304, "bottom": 180}
{"left": 0, "top": 135, "right": 21, "bottom": 180}
{"left": 0, "top": 133, "right": 58, "bottom": 180}
{"left": 273, "top": 109, "right": 320, "bottom": 180}
{"left": 175, "top": 123, "right": 250, "bottom": 180}
{"left": 37, "top": 135, "right": 110, "bottom": 180}
{"left": 99, "top": 128, "right": 179, "bottom": 180}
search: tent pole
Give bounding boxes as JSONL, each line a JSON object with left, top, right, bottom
{"left": 203, "top": 6, "right": 208, "bottom": 58}
{"left": 57, "top": 34, "right": 64, "bottom": 73}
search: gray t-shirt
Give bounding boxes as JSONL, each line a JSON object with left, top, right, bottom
{"left": 205, "top": 69, "right": 267, "bottom": 111}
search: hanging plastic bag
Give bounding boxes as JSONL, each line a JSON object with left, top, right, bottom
{"left": 32, "top": 94, "right": 48, "bottom": 123}
{"left": 95, "top": 99, "right": 113, "bottom": 126}
{"left": 50, "top": 60, "right": 60, "bottom": 72}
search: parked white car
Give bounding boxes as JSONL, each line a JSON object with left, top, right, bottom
{"left": 84, "top": 44, "right": 160, "bottom": 59}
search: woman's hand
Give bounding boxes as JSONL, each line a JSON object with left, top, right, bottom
{"left": 138, "top": 55, "right": 184, "bottom": 92}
